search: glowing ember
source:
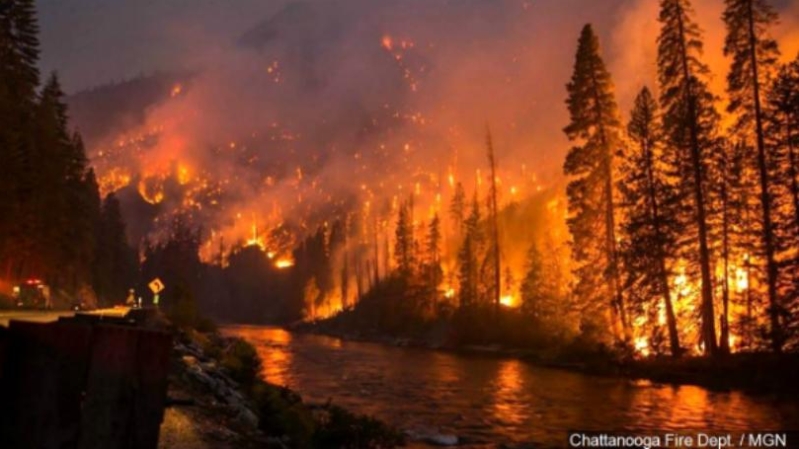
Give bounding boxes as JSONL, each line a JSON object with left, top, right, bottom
{"left": 177, "top": 164, "right": 191, "bottom": 185}
{"left": 734, "top": 266, "right": 749, "bottom": 292}
{"left": 138, "top": 179, "right": 165, "bottom": 205}
{"left": 500, "top": 295, "right": 518, "bottom": 308}
{"left": 275, "top": 258, "right": 294, "bottom": 269}
{"left": 634, "top": 337, "right": 650, "bottom": 357}
{"left": 381, "top": 35, "right": 393, "bottom": 51}
{"left": 246, "top": 218, "right": 265, "bottom": 250}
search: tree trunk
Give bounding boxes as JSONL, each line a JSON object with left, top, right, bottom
{"left": 486, "top": 128, "right": 502, "bottom": 317}
{"left": 784, "top": 113, "right": 799, "bottom": 248}
{"left": 719, "top": 172, "right": 731, "bottom": 354}
{"left": 746, "top": 0, "right": 781, "bottom": 352}
{"left": 587, "top": 59, "right": 627, "bottom": 341}
{"left": 643, "top": 137, "right": 682, "bottom": 356}
{"left": 675, "top": 5, "right": 717, "bottom": 355}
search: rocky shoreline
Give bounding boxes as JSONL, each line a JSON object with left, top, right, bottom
{"left": 159, "top": 327, "right": 408, "bottom": 448}
{"left": 159, "top": 331, "right": 284, "bottom": 448}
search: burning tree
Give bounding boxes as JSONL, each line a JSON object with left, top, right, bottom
{"left": 657, "top": 0, "right": 724, "bottom": 356}
{"left": 723, "top": 0, "right": 783, "bottom": 351}
{"left": 563, "top": 24, "right": 627, "bottom": 344}
{"left": 617, "top": 87, "right": 682, "bottom": 357}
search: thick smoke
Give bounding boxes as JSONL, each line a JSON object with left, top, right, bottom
{"left": 50, "top": 0, "right": 799, "bottom": 256}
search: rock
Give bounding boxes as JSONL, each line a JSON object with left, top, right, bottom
{"left": 425, "top": 434, "right": 458, "bottom": 446}
{"left": 208, "top": 426, "right": 238, "bottom": 442}
{"left": 235, "top": 406, "right": 260, "bottom": 429}
{"left": 222, "top": 389, "right": 246, "bottom": 407}
{"left": 187, "top": 364, "right": 219, "bottom": 391}
{"left": 200, "top": 360, "right": 218, "bottom": 371}
{"left": 215, "top": 370, "right": 241, "bottom": 389}
{"left": 405, "top": 429, "right": 459, "bottom": 446}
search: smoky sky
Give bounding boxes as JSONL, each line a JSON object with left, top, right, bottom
{"left": 37, "top": 0, "right": 640, "bottom": 94}
{"left": 37, "top": 0, "right": 799, "bottom": 94}
{"left": 37, "top": 0, "right": 291, "bottom": 92}
{"left": 35, "top": 0, "right": 799, "bottom": 252}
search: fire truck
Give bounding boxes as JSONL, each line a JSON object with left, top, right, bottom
{"left": 12, "top": 279, "right": 52, "bottom": 309}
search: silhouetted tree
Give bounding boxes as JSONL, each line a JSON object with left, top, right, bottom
{"left": 657, "top": 0, "right": 723, "bottom": 355}
{"left": 457, "top": 194, "right": 483, "bottom": 307}
{"left": 93, "top": 193, "right": 138, "bottom": 305}
{"left": 724, "top": 0, "right": 783, "bottom": 351}
{"left": 424, "top": 214, "right": 443, "bottom": 290}
{"left": 450, "top": 182, "right": 466, "bottom": 235}
{"left": 486, "top": 127, "right": 502, "bottom": 315}
{"left": 618, "top": 87, "right": 682, "bottom": 356}
{"left": 563, "top": 24, "right": 626, "bottom": 342}
{"left": 766, "top": 55, "right": 799, "bottom": 347}
{"left": 394, "top": 202, "right": 415, "bottom": 278}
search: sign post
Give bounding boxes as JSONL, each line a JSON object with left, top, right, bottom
{"left": 148, "top": 278, "right": 165, "bottom": 308}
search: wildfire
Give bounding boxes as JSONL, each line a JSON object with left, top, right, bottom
{"left": 246, "top": 236, "right": 265, "bottom": 250}
{"left": 673, "top": 269, "right": 692, "bottom": 299}
{"left": 381, "top": 35, "right": 393, "bottom": 51}
{"left": 177, "top": 164, "right": 191, "bottom": 185}
{"left": 734, "top": 266, "right": 749, "bottom": 292}
{"left": 99, "top": 168, "right": 131, "bottom": 196}
{"left": 379, "top": 34, "right": 421, "bottom": 92}
{"left": 500, "top": 295, "right": 519, "bottom": 308}
{"left": 634, "top": 337, "right": 650, "bottom": 357}
{"left": 137, "top": 179, "right": 165, "bottom": 205}
{"left": 275, "top": 258, "right": 295, "bottom": 269}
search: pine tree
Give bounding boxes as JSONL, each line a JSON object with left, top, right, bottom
{"left": 718, "top": 140, "right": 761, "bottom": 350}
{"left": 767, "top": 55, "right": 799, "bottom": 345}
{"left": 563, "top": 24, "right": 626, "bottom": 342}
{"left": 486, "top": 127, "right": 502, "bottom": 315}
{"left": 768, "top": 58, "right": 799, "bottom": 237}
{"left": 425, "top": 214, "right": 443, "bottom": 289}
{"left": 520, "top": 243, "right": 545, "bottom": 317}
{"left": 723, "top": 0, "right": 783, "bottom": 351}
{"left": 457, "top": 194, "right": 482, "bottom": 307}
{"left": 521, "top": 242, "right": 564, "bottom": 326}
{"left": 619, "top": 87, "right": 682, "bottom": 356}
{"left": 0, "top": 0, "right": 41, "bottom": 280}
{"left": 7, "top": 0, "right": 39, "bottom": 97}
{"left": 394, "top": 202, "right": 415, "bottom": 278}
{"left": 93, "top": 193, "right": 137, "bottom": 305}
{"left": 657, "top": 0, "right": 724, "bottom": 355}
{"left": 450, "top": 182, "right": 466, "bottom": 235}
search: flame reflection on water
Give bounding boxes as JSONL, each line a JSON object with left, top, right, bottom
{"left": 223, "top": 326, "right": 799, "bottom": 446}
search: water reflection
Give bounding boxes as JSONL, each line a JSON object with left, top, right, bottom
{"left": 490, "top": 360, "right": 526, "bottom": 429}
{"left": 224, "top": 326, "right": 799, "bottom": 446}
{"left": 223, "top": 325, "right": 293, "bottom": 387}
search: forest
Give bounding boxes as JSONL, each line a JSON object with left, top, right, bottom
{"left": 3, "top": 0, "right": 799, "bottom": 362}
{"left": 293, "top": 0, "right": 799, "bottom": 359}
{"left": 0, "top": 0, "right": 138, "bottom": 307}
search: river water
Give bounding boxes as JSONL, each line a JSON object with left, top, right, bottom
{"left": 224, "top": 325, "right": 799, "bottom": 447}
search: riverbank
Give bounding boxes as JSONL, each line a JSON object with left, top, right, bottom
{"left": 159, "top": 324, "right": 406, "bottom": 448}
{"left": 291, "top": 319, "right": 799, "bottom": 399}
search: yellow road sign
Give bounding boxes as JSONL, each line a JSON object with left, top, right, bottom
{"left": 148, "top": 278, "right": 165, "bottom": 294}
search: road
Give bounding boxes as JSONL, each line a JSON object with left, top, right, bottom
{"left": 0, "top": 310, "right": 75, "bottom": 327}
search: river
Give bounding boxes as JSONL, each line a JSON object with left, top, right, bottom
{"left": 224, "top": 325, "right": 799, "bottom": 447}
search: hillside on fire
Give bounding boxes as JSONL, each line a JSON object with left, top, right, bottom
{"left": 2, "top": 0, "right": 799, "bottom": 357}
